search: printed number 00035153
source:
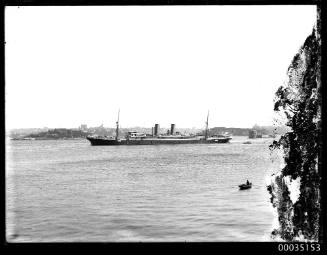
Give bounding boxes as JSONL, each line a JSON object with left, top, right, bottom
{"left": 278, "top": 243, "right": 320, "bottom": 252}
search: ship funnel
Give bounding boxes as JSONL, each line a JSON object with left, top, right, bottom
{"left": 154, "top": 124, "right": 160, "bottom": 136}
{"left": 170, "top": 124, "right": 175, "bottom": 135}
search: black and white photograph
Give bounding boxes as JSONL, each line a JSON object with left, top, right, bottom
{"left": 4, "top": 3, "right": 322, "bottom": 244}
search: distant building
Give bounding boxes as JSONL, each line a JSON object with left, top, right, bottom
{"left": 249, "top": 129, "right": 262, "bottom": 139}
{"left": 249, "top": 130, "right": 257, "bottom": 139}
{"left": 80, "top": 124, "right": 87, "bottom": 131}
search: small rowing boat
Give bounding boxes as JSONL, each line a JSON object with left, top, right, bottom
{"left": 239, "top": 183, "right": 252, "bottom": 190}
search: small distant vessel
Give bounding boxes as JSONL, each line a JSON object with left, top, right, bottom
{"left": 243, "top": 141, "right": 252, "bottom": 144}
{"left": 22, "top": 137, "right": 36, "bottom": 140}
{"left": 239, "top": 182, "right": 252, "bottom": 190}
{"left": 11, "top": 137, "right": 36, "bottom": 140}
{"left": 87, "top": 111, "right": 232, "bottom": 146}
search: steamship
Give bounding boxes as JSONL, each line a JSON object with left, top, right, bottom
{"left": 86, "top": 111, "right": 232, "bottom": 146}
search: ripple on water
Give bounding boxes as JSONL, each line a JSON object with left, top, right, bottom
{"left": 6, "top": 138, "right": 281, "bottom": 241}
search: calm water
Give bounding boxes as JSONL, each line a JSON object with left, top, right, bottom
{"left": 6, "top": 136, "right": 282, "bottom": 242}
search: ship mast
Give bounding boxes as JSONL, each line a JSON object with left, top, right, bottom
{"left": 205, "top": 110, "right": 209, "bottom": 140}
{"left": 115, "top": 109, "right": 120, "bottom": 141}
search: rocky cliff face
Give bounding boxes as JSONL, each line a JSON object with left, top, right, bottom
{"left": 267, "top": 8, "right": 321, "bottom": 242}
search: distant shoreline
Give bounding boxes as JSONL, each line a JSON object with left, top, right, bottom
{"left": 8, "top": 135, "right": 274, "bottom": 141}
{"left": 9, "top": 137, "right": 86, "bottom": 141}
{"left": 7, "top": 125, "right": 289, "bottom": 141}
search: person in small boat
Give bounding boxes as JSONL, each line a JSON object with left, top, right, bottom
{"left": 246, "top": 180, "right": 250, "bottom": 185}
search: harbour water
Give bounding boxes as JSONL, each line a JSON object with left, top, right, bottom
{"left": 6, "top": 136, "right": 282, "bottom": 242}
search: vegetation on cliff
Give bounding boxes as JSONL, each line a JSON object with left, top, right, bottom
{"left": 267, "top": 9, "right": 321, "bottom": 242}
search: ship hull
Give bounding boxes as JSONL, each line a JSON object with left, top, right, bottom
{"left": 86, "top": 137, "right": 232, "bottom": 146}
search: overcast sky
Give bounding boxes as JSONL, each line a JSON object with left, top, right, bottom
{"left": 5, "top": 6, "right": 317, "bottom": 130}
